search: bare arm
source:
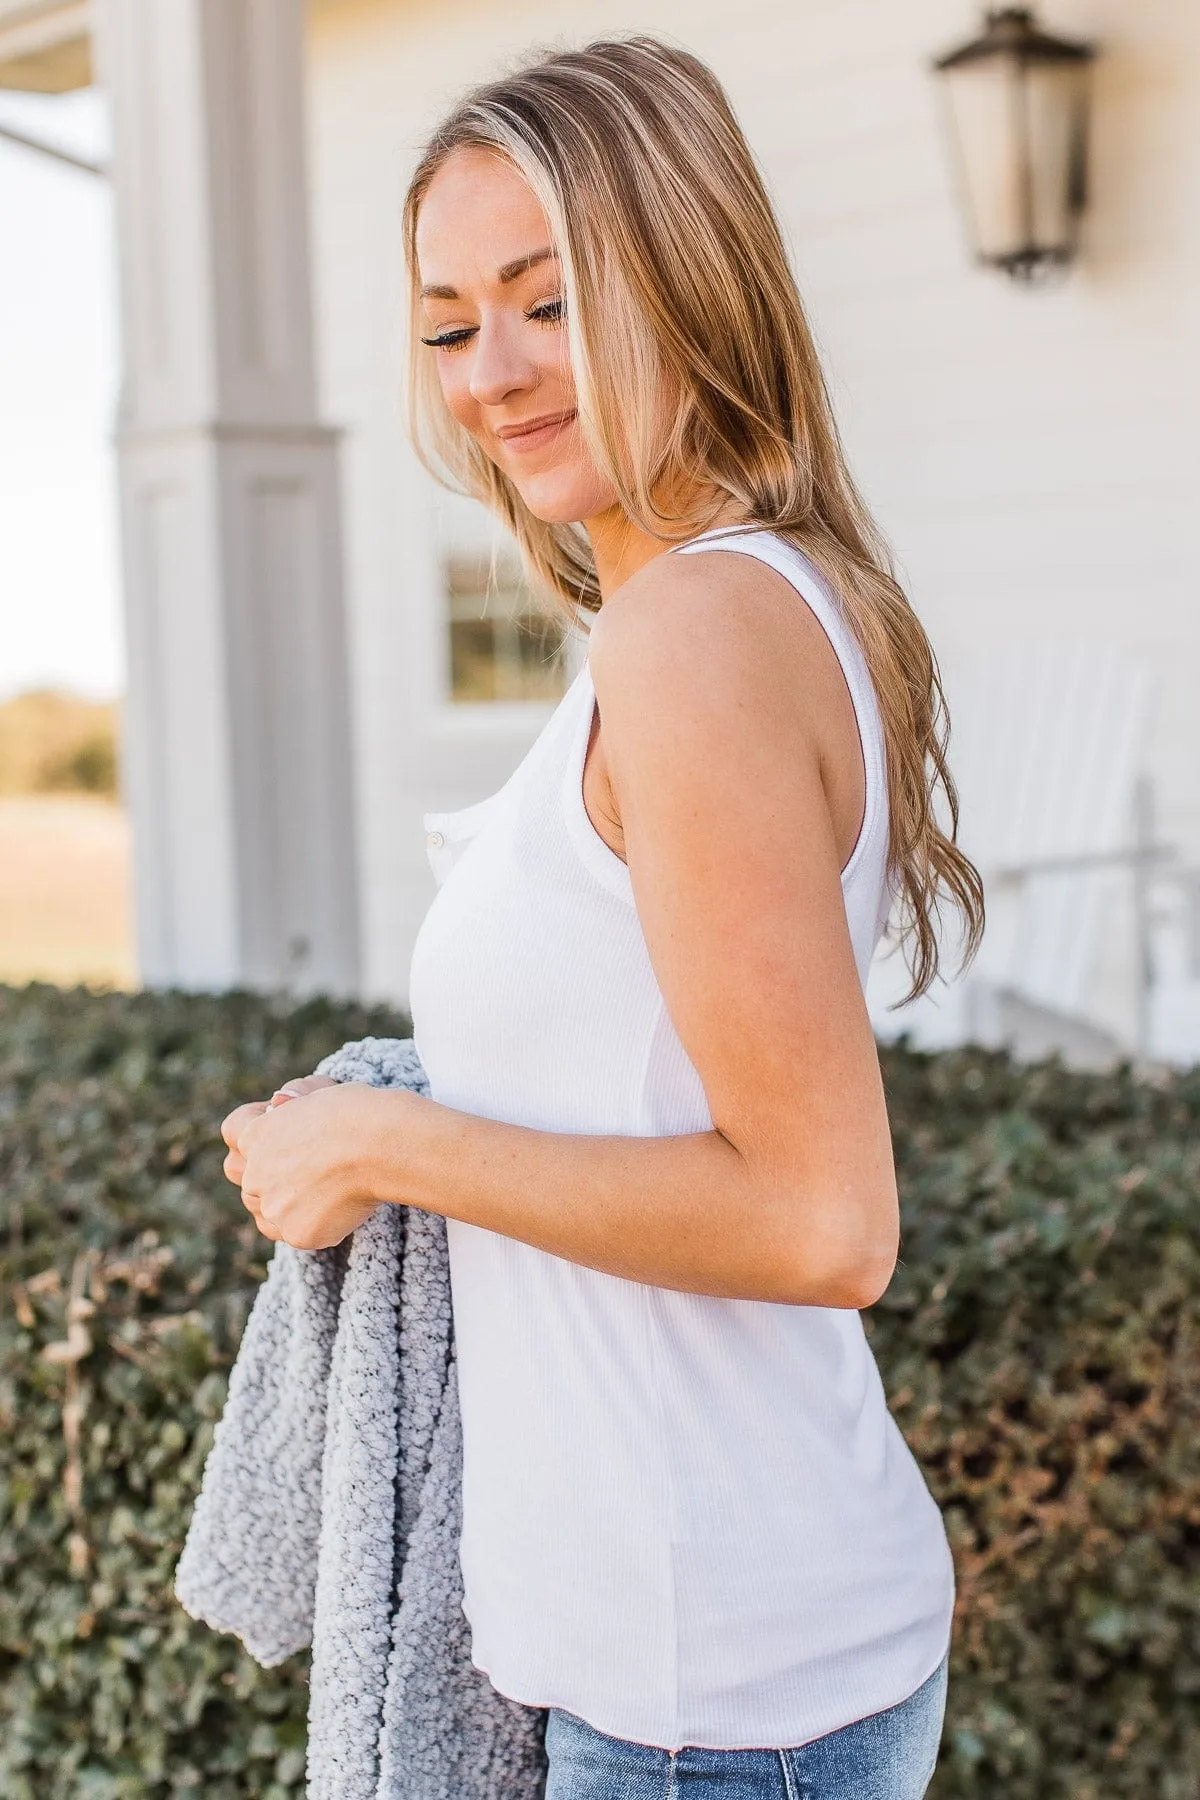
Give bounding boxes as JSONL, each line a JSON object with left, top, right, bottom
{"left": 230, "top": 551, "right": 898, "bottom": 1308}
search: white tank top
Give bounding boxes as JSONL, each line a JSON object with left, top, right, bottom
{"left": 409, "top": 528, "right": 954, "bottom": 1751}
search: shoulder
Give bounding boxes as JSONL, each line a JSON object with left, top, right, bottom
{"left": 586, "top": 542, "right": 844, "bottom": 744}
{"left": 590, "top": 542, "right": 796, "bottom": 667}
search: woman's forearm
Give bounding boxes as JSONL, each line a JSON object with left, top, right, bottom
{"left": 357, "top": 1088, "right": 896, "bottom": 1308}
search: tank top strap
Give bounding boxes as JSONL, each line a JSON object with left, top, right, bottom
{"left": 671, "top": 527, "right": 889, "bottom": 890}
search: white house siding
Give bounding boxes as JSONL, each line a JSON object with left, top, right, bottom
{"left": 305, "top": 0, "right": 1200, "bottom": 1012}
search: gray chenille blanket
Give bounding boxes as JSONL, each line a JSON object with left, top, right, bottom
{"left": 173, "top": 1036, "right": 548, "bottom": 1800}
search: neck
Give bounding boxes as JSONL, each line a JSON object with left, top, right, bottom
{"left": 583, "top": 507, "right": 671, "bottom": 601}
{"left": 583, "top": 491, "right": 746, "bottom": 602}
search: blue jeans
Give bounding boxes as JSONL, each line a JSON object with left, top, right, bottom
{"left": 544, "top": 1657, "right": 948, "bottom": 1799}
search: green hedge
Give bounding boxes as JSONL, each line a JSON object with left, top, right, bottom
{"left": 1, "top": 984, "right": 1197, "bottom": 1799}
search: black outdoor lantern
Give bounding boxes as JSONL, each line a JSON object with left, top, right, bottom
{"left": 933, "top": 8, "right": 1097, "bottom": 282}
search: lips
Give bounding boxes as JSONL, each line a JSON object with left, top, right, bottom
{"left": 495, "top": 409, "right": 577, "bottom": 451}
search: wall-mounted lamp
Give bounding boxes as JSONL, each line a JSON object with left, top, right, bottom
{"left": 933, "top": 8, "right": 1097, "bottom": 282}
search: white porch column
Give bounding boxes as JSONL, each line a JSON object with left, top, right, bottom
{"left": 95, "top": 0, "right": 360, "bottom": 993}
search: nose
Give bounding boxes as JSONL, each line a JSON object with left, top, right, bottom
{"left": 468, "top": 312, "right": 538, "bottom": 409}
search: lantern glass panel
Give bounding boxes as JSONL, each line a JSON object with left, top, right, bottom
{"left": 940, "top": 55, "right": 1027, "bottom": 262}
{"left": 1024, "top": 59, "right": 1089, "bottom": 254}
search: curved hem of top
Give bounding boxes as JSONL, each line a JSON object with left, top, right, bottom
{"left": 560, "top": 659, "right": 637, "bottom": 905}
{"left": 470, "top": 1622, "right": 954, "bottom": 1756}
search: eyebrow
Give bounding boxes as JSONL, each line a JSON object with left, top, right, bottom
{"left": 420, "top": 246, "right": 558, "bottom": 301}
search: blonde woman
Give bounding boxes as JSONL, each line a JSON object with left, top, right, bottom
{"left": 225, "top": 37, "right": 983, "bottom": 1800}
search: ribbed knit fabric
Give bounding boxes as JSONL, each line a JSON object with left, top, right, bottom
{"left": 409, "top": 529, "right": 954, "bottom": 1753}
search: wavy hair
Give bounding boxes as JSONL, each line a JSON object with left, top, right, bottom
{"left": 403, "top": 35, "right": 983, "bottom": 998}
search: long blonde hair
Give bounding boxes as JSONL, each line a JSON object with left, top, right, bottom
{"left": 403, "top": 35, "right": 983, "bottom": 998}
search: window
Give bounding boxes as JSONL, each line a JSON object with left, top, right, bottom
{"left": 444, "top": 552, "right": 568, "bottom": 704}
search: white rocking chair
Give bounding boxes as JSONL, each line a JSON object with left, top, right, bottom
{"left": 868, "top": 641, "right": 1168, "bottom": 1064}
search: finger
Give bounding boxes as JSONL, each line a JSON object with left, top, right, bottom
{"left": 222, "top": 1101, "right": 269, "bottom": 1150}
{"left": 274, "top": 1074, "right": 339, "bottom": 1103}
{"left": 233, "top": 1105, "right": 277, "bottom": 1156}
{"left": 242, "top": 1180, "right": 280, "bottom": 1229}
{"left": 240, "top": 1188, "right": 281, "bottom": 1242}
{"left": 223, "top": 1149, "right": 247, "bottom": 1185}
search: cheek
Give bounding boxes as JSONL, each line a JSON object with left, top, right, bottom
{"left": 547, "top": 331, "right": 575, "bottom": 391}
{"left": 438, "top": 360, "right": 478, "bottom": 434}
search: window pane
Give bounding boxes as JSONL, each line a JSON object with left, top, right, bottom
{"left": 445, "top": 554, "right": 567, "bottom": 704}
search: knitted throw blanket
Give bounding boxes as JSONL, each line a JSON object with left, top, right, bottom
{"left": 174, "top": 1036, "right": 548, "bottom": 1800}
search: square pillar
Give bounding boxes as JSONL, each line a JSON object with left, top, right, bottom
{"left": 96, "top": 0, "right": 360, "bottom": 993}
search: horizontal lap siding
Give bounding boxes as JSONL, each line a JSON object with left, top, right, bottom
{"left": 307, "top": 0, "right": 1200, "bottom": 1003}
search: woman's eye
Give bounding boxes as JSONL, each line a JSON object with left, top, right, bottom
{"left": 419, "top": 326, "right": 476, "bottom": 352}
{"left": 528, "top": 296, "right": 566, "bottom": 326}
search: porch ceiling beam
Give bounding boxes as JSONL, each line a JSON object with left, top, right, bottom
{"left": 0, "top": 1, "right": 92, "bottom": 92}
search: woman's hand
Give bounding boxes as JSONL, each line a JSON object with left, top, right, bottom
{"left": 220, "top": 1080, "right": 399, "bottom": 1251}
{"left": 221, "top": 1074, "right": 338, "bottom": 1190}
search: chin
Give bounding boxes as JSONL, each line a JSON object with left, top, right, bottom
{"left": 509, "top": 467, "right": 615, "bottom": 527}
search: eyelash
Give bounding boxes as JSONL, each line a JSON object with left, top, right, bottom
{"left": 420, "top": 295, "right": 566, "bottom": 352}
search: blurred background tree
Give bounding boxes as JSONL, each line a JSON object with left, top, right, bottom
{"left": 0, "top": 689, "right": 118, "bottom": 798}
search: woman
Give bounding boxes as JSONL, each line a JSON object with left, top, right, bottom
{"left": 223, "top": 37, "right": 983, "bottom": 1800}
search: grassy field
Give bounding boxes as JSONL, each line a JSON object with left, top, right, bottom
{"left": 0, "top": 796, "right": 133, "bottom": 988}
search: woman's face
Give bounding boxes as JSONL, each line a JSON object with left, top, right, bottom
{"left": 415, "top": 148, "right": 616, "bottom": 525}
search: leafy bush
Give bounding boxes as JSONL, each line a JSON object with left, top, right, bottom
{"left": 875, "top": 1050, "right": 1200, "bottom": 1799}
{"left": 1, "top": 984, "right": 1197, "bottom": 1798}
{"left": 0, "top": 984, "right": 407, "bottom": 1800}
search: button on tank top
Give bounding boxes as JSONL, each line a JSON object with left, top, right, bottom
{"left": 408, "top": 529, "right": 954, "bottom": 1752}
